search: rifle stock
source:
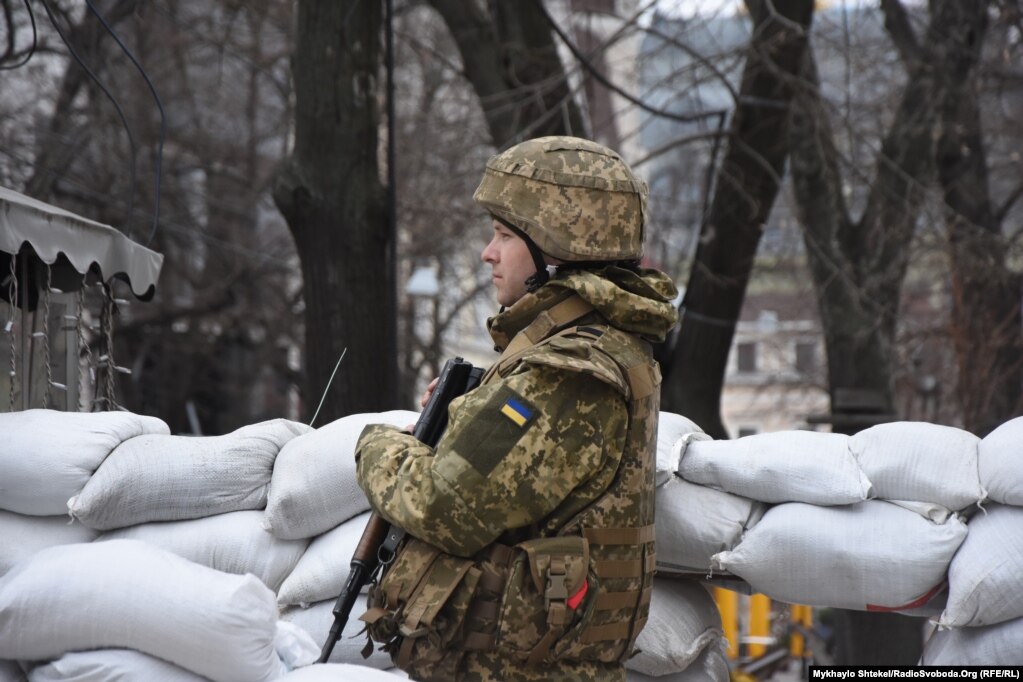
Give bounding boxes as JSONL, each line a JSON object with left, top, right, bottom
{"left": 318, "top": 357, "right": 481, "bottom": 663}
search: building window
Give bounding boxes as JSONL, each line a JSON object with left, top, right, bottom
{"left": 795, "top": 341, "right": 816, "bottom": 374}
{"left": 737, "top": 342, "right": 757, "bottom": 373}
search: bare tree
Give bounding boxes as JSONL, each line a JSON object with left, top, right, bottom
{"left": 930, "top": 0, "right": 1023, "bottom": 436}
{"left": 274, "top": 0, "right": 397, "bottom": 421}
{"left": 660, "top": 0, "right": 815, "bottom": 438}
{"left": 427, "top": 0, "right": 588, "bottom": 149}
{"left": 782, "top": 0, "right": 1020, "bottom": 664}
{"left": 2, "top": 0, "right": 302, "bottom": 433}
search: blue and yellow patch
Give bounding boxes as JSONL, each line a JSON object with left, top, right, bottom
{"left": 500, "top": 397, "right": 533, "bottom": 427}
{"left": 452, "top": 386, "right": 539, "bottom": 477}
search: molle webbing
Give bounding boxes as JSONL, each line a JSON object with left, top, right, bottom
{"left": 582, "top": 525, "right": 655, "bottom": 545}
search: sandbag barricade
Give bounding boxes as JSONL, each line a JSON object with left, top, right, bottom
{"left": 0, "top": 409, "right": 169, "bottom": 516}
{"left": 921, "top": 616, "right": 1023, "bottom": 665}
{"left": 263, "top": 410, "right": 417, "bottom": 540}
{"left": 3, "top": 408, "right": 1023, "bottom": 673}
{"left": 68, "top": 419, "right": 310, "bottom": 529}
{"left": 99, "top": 510, "right": 309, "bottom": 593}
{"left": 0, "top": 540, "right": 287, "bottom": 682}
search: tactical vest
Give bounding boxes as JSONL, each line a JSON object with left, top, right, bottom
{"left": 360, "top": 294, "right": 660, "bottom": 677}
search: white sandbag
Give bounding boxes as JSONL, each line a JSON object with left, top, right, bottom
{"left": 921, "top": 616, "right": 1023, "bottom": 665}
{"left": 0, "top": 409, "right": 168, "bottom": 516}
{"left": 27, "top": 650, "right": 207, "bottom": 682}
{"left": 0, "top": 539, "right": 285, "bottom": 682}
{"left": 280, "top": 600, "right": 394, "bottom": 670}
{"left": 627, "top": 644, "right": 729, "bottom": 682}
{"left": 712, "top": 500, "right": 967, "bottom": 611}
{"left": 0, "top": 660, "right": 27, "bottom": 682}
{"left": 655, "top": 476, "right": 763, "bottom": 574}
{"left": 940, "top": 504, "right": 1023, "bottom": 627}
{"left": 886, "top": 500, "right": 953, "bottom": 524}
{"left": 850, "top": 422, "right": 983, "bottom": 510}
{"left": 278, "top": 512, "right": 370, "bottom": 607}
{"left": 0, "top": 511, "right": 98, "bottom": 578}
{"left": 627, "top": 579, "right": 724, "bottom": 676}
{"left": 655, "top": 412, "right": 706, "bottom": 486}
{"left": 679, "top": 431, "right": 870, "bottom": 505}
{"left": 275, "top": 621, "right": 321, "bottom": 671}
{"left": 978, "top": 417, "right": 1023, "bottom": 505}
{"left": 279, "top": 664, "right": 405, "bottom": 681}
{"left": 68, "top": 419, "right": 309, "bottom": 530}
{"left": 265, "top": 411, "right": 418, "bottom": 540}
{"left": 99, "top": 510, "right": 308, "bottom": 592}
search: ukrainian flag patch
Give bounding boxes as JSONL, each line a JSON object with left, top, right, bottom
{"left": 451, "top": 386, "right": 538, "bottom": 476}
{"left": 501, "top": 397, "right": 533, "bottom": 426}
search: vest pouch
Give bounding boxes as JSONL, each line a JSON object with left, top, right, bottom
{"left": 496, "top": 535, "right": 592, "bottom": 660}
{"left": 362, "top": 537, "right": 481, "bottom": 666}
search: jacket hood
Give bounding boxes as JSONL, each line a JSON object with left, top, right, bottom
{"left": 488, "top": 265, "right": 679, "bottom": 349}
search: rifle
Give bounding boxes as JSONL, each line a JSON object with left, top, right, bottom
{"left": 318, "top": 357, "right": 483, "bottom": 663}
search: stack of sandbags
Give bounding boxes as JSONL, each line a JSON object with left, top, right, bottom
{"left": 627, "top": 579, "right": 729, "bottom": 680}
{"left": 267, "top": 411, "right": 417, "bottom": 669}
{"left": 100, "top": 511, "right": 309, "bottom": 593}
{"left": 276, "top": 511, "right": 372, "bottom": 608}
{"left": 653, "top": 414, "right": 767, "bottom": 576}
{"left": 263, "top": 410, "right": 417, "bottom": 540}
{"left": 711, "top": 500, "right": 966, "bottom": 611}
{"left": 0, "top": 408, "right": 418, "bottom": 680}
{"left": 0, "top": 540, "right": 314, "bottom": 681}
{"left": 665, "top": 421, "right": 979, "bottom": 613}
{"left": 0, "top": 410, "right": 168, "bottom": 577}
{"left": 68, "top": 419, "right": 311, "bottom": 529}
{"left": 920, "top": 417, "right": 1023, "bottom": 664}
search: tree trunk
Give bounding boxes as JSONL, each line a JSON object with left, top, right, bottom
{"left": 427, "top": 0, "right": 588, "bottom": 148}
{"left": 933, "top": 0, "right": 1023, "bottom": 437}
{"left": 660, "top": 0, "right": 815, "bottom": 438}
{"left": 786, "top": 0, "right": 964, "bottom": 663}
{"left": 273, "top": 0, "right": 397, "bottom": 421}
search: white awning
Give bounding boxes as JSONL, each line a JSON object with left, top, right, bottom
{"left": 0, "top": 185, "right": 163, "bottom": 300}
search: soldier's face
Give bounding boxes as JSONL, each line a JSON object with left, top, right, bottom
{"left": 482, "top": 220, "right": 535, "bottom": 307}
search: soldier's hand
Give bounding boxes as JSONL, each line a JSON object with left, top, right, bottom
{"left": 420, "top": 377, "right": 439, "bottom": 408}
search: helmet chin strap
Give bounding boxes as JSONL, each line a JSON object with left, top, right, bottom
{"left": 494, "top": 216, "right": 552, "bottom": 292}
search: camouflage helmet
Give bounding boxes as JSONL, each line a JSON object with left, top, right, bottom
{"left": 473, "top": 136, "right": 647, "bottom": 261}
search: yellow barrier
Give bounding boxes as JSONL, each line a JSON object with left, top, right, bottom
{"left": 748, "top": 594, "right": 772, "bottom": 657}
{"left": 713, "top": 587, "right": 740, "bottom": 659}
{"left": 790, "top": 603, "right": 813, "bottom": 658}
{"left": 713, "top": 588, "right": 813, "bottom": 663}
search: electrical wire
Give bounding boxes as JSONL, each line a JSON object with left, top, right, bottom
{"left": 84, "top": 0, "right": 166, "bottom": 247}
{"left": 0, "top": 0, "right": 37, "bottom": 70}
{"left": 535, "top": 0, "right": 727, "bottom": 125}
{"left": 37, "top": 0, "right": 137, "bottom": 239}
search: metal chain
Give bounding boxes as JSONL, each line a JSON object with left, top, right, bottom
{"left": 100, "top": 284, "right": 117, "bottom": 410}
{"left": 76, "top": 281, "right": 90, "bottom": 412}
{"left": 40, "top": 265, "right": 52, "bottom": 409}
{"left": 7, "top": 256, "right": 17, "bottom": 412}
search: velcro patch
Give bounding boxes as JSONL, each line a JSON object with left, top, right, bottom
{"left": 452, "top": 386, "right": 539, "bottom": 477}
{"left": 500, "top": 397, "right": 533, "bottom": 426}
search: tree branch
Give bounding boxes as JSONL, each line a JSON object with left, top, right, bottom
{"left": 880, "top": 0, "right": 923, "bottom": 67}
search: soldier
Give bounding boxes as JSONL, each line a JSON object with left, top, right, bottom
{"left": 355, "top": 136, "right": 679, "bottom": 681}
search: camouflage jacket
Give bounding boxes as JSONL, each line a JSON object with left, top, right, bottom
{"left": 356, "top": 265, "right": 677, "bottom": 681}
